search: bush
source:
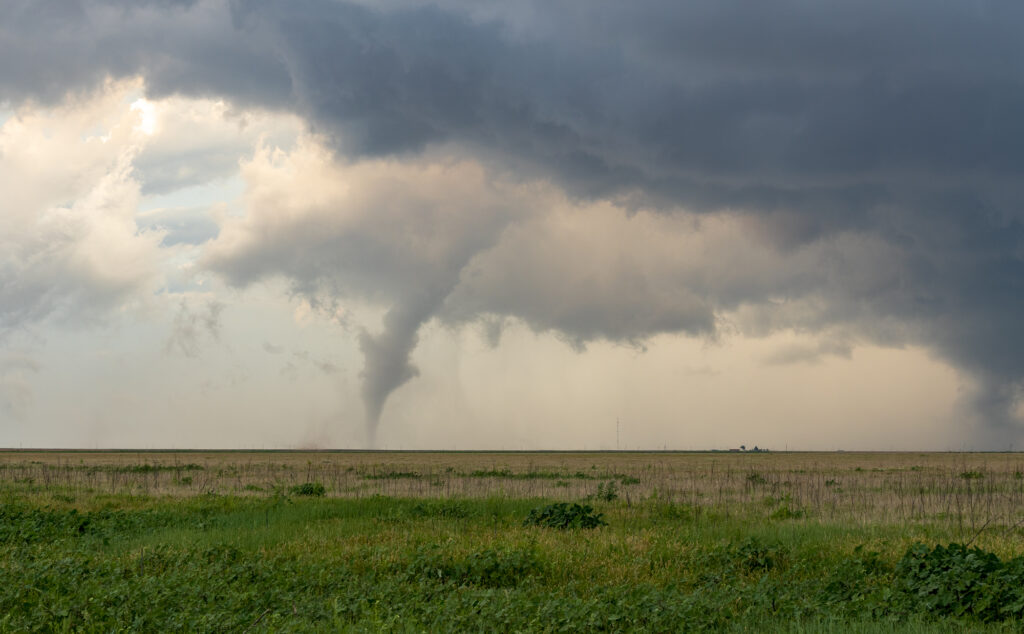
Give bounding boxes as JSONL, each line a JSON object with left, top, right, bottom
{"left": 892, "top": 542, "right": 1024, "bottom": 621}
{"left": 594, "top": 481, "right": 619, "bottom": 502}
{"left": 769, "top": 504, "right": 805, "bottom": 520}
{"left": 729, "top": 538, "right": 786, "bottom": 573}
{"left": 523, "top": 503, "right": 606, "bottom": 529}
{"left": 289, "top": 482, "right": 326, "bottom": 497}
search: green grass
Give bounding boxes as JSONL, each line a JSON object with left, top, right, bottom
{"left": 5, "top": 449, "right": 1024, "bottom": 631}
{"left": 2, "top": 488, "right": 1024, "bottom": 632}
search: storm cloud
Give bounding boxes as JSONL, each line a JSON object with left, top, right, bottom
{"left": 4, "top": 0, "right": 1024, "bottom": 437}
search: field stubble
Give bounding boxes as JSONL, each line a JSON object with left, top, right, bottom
{"left": 3, "top": 450, "right": 1024, "bottom": 534}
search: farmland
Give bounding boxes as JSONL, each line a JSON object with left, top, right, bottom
{"left": 2, "top": 451, "right": 1024, "bottom": 631}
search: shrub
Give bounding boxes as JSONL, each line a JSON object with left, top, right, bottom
{"left": 289, "top": 482, "right": 326, "bottom": 497}
{"left": 594, "top": 481, "right": 619, "bottom": 502}
{"left": 891, "top": 542, "right": 1024, "bottom": 621}
{"left": 523, "top": 503, "right": 606, "bottom": 529}
{"left": 730, "top": 538, "right": 786, "bottom": 573}
{"left": 770, "top": 504, "right": 805, "bottom": 520}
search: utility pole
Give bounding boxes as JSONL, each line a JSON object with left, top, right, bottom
{"left": 616, "top": 417, "right": 620, "bottom": 451}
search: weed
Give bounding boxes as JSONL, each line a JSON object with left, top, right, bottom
{"left": 892, "top": 542, "right": 1024, "bottom": 621}
{"left": 770, "top": 504, "right": 805, "bottom": 520}
{"left": 746, "top": 472, "right": 767, "bottom": 485}
{"left": 593, "top": 481, "right": 619, "bottom": 502}
{"left": 363, "top": 470, "right": 421, "bottom": 480}
{"left": 290, "top": 482, "right": 326, "bottom": 497}
{"left": 523, "top": 503, "right": 606, "bottom": 529}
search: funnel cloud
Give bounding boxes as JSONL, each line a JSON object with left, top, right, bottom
{"left": 358, "top": 294, "right": 440, "bottom": 443}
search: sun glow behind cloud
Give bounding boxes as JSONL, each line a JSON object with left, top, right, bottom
{"left": 130, "top": 99, "right": 157, "bottom": 136}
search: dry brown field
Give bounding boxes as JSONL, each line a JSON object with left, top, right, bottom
{"left": 3, "top": 450, "right": 1024, "bottom": 533}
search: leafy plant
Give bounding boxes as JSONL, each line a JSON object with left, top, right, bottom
{"left": 594, "top": 481, "right": 619, "bottom": 502}
{"left": 730, "top": 538, "right": 786, "bottom": 573}
{"left": 523, "top": 503, "right": 606, "bottom": 529}
{"left": 289, "top": 482, "right": 326, "bottom": 497}
{"left": 770, "top": 504, "right": 805, "bottom": 520}
{"left": 891, "top": 542, "right": 1024, "bottom": 621}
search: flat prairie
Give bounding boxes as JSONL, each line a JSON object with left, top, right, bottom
{"left": 3, "top": 450, "right": 1024, "bottom": 631}
{"left": 2, "top": 450, "right": 1022, "bottom": 525}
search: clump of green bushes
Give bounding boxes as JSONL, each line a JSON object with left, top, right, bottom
{"left": 523, "top": 502, "right": 606, "bottom": 529}
{"left": 891, "top": 542, "right": 1024, "bottom": 621}
{"left": 591, "top": 481, "right": 618, "bottom": 502}
{"left": 289, "top": 482, "right": 325, "bottom": 497}
{"left": 823, "top": 541, "right": 1024, "bottom": 623}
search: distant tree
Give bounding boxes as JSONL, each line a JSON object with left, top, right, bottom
{"left": 740, "top": 445, "right": 746, "bottom": 451}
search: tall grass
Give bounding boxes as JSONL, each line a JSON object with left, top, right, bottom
{"left": 4, "top": 451, "right": 1024, "bottom": 536}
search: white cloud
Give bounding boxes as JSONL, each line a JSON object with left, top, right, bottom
{"left": 0, "top": 82, "right": 164, "bottom": 334}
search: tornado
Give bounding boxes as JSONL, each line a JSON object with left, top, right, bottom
{"left": 357, "top": 293, "right": 441, "bottom": 447}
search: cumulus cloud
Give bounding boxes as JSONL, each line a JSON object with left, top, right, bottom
{"left": 0, "top": 84, "right": 164, "bottom": 336}
{"left": 130, "top": 95, "right": 301, "bottom": 194}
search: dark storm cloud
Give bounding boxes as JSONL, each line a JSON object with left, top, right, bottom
{"left": 0, "top": 0, "right": 291, "bottom": 108}
{"left": 5, "top": 0, "right": 1024, "bottom": 431}
{"left": 7, "top": 1, "right": 1024, "bottom": 192}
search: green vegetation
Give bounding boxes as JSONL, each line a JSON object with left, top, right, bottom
{"left": 522, "top": 502, "right": 606, "bottom": 529}
{"left": 2, "top": 451, "right": 1024, "bottom": 631}
{"left": 290, "top": 482, "right": 326, "bottom": 497}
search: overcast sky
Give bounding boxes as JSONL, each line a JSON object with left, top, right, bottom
{"left": 2, "top": 0, "right": 1023, "bottom": 450}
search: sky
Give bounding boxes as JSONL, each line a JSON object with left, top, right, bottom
{"left": 1, "top": 0, "right": 1023, "bottom": 450}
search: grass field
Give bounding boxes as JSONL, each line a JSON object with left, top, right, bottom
{"left": 3, "top": 450, "right": 1024, "bottom": 631}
